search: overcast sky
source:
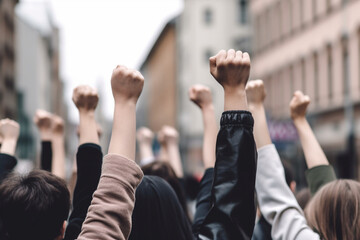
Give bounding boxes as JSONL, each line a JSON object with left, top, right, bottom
{"left": 19, "top": 0, "right": 183, "bottom": 121}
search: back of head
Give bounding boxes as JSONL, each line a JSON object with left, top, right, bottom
{"left": 0, "top": 170, "right": 70, "bottom": 240}
{"left": 141, "top": 161, "right": 189, "bottom": 218}
{"left": 129, "top": 176, "right": 193, "bottom": 240}
{"left": 305, "top": 179, "right": 360, "bottom": 240}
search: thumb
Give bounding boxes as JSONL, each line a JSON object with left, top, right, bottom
{"left": 209, "top": 56, "right": 217, "bottom": 76}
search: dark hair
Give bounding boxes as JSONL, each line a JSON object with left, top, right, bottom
{"left": 129, "top": 176, "right": 193, "bottom": 240}
{"left": 295, "top": 187, "right": 311, "bottom": 210}
{"left": 0, "top": 170, "right": 70, "bottom": 240}
{"left": 141, "top": 161, "right": 189, "bottom": 219}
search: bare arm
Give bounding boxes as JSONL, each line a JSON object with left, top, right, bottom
{"left": 51, "top": 116, "right": 65, "bottom": 179}
{"left": 136, "top": 127, "right": 154, "bottom": 164}
{"left": 0, "top": 119, "right": 20, "bottom": 156}
{"left": 290, "top": 91, "right": 329, "bottom": 169}
{"left": 189, "top": 84, "right": 217, "bottom": 169}
{"left": 158, "top": 126, "right": 184, "bottom": 178}
{"left": 246, "top": 80, "right": 272, "bottom": 149}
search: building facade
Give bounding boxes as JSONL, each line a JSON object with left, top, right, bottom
{"left": 251, "top": 0, "right": 360, "bottom": 179}
{"left": 0, "top": 0, "right": 18, "bottom": 119}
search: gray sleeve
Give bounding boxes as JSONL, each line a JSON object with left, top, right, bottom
{"left": 256, "top": 144, "right": 320, "bottom": 240}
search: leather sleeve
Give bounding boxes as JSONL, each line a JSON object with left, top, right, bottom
{"left": 197, "top": 111, "right": 257, "bottom": 240}
{"left": 0, "top": 153, "right": 17, "bottom": 181}
{"left": 40, "top": 141, "right": 52, "bottom": 172}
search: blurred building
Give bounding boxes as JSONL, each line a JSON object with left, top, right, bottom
{"left": 15, "top": 2, "right": 67, "bottom": 163}
{"left": 251, "top": 0, "right": 360, "bottom": 180}
{"left": 0, "top": 0, "right": 18, "bottom": 119}
{"left": 138, "top": 0, "right": 251, "bottom": 173}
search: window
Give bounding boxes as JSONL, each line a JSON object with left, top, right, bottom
{"left": 289, "top": 64, "right": 294, "bottom": 94}
{"left": 313, "top": 52, "right": 319, "bottom": 104}
{"left": 204, "top": 49, "right": 213, "bottom": 63}
{"left": 326, "top": 0, "right": 332, "bottom": 13}
{"left": 301, "top": 58, "right": 306, "bottom": 92}
{"left": 342, "top": 36, "right": 349, "bottom": 97}
{"left": 312, "top": 0, "right": 317, "bottom": 22}
{"left": 204, "top": 8, "right": 213, "bottom": 25}
{"left": 238, "top": 0, "right": 248, "bottom": 24}
{"left": 299, "top": 0, "right": 304, "bottom": 27}
{"left": 327, "top": 44, "right": 333, "bottom": 101}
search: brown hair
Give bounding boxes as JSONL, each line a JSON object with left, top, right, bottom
{"left": 305, "top": 179, "right": 360, "bottom": 240}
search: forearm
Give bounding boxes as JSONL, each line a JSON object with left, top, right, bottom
{"left": 51, "top": 135, "right": 65, "bottom": 179}
{"left": 201, "top": 105, "right": 217, "bottom": 169}
{"left": 0, "top": 138, "right": 17, "bottom": 156}
{"left": 79, "top": 111, "right": 99, "bottom": 145}
{"left": 138, "top": 143, "right": 154, "bottom": 161}
{"left": 294, "top": 117, "right": 329, "bottom": 169}
{"left": 224, "top": 88, "right": 248, "bottom": 111}
{"left": 108, "top": 102, "right": 136, "bottom": 159}
{"left": 166, "top": 143, "right": 184, "bottom": 178}
{"left": 249, "top": 103, "right": 272, "bottom": 149}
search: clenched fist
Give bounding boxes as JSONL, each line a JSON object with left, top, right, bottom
{"left": 209, "top": 49, "right": 250, "bottom": 90}
{"left": 189, "top": 84, "right": 213, "bottom": 109}
{"left": 0, "top": 119, "right": 20, "bottom": 140}
{"left": 137, "top": 127, "right": 154, "bottom": 145}
{"left": 111, "top": 65, "right": 144, "bottom": 103}
{"left": 52, "top": 115, "right": 64, "bottom": 135}
{"left": 34, "top": 110, "right": 53, "bottom": 131}
{"left": 72, "top": 85, "right": 99, "bottom": 112}
{"left": 290, "top": 91, "right": 310, "bottom": 120}
{"left": 246, "top": 80, "right": 266, "bottom": 106}
{"left": 158, "top": 126, "right": 179, "bottom": 146}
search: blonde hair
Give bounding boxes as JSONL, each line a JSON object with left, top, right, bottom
{"left": 305, "top": 179, "right": 360, "bottom": 240}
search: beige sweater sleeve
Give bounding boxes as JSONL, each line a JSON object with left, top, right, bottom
{"left": 77, "top": 154, "right": 144, "bottom": 240}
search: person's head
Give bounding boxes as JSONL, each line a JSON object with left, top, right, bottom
{"left": 305, "top": 179, "right": 360, "bottom": 240}
{"left": 295, "top": 187, "right": 311, "bottom": 210}
{"left": 141, "top": 161, "right": 189, "bottom": 218}
{"left": 0, "top": 170, "right": 70, "bottom": 240}
{"left": 129, "top": 176, "right": 193, "bottom": 240}
{"left": 282, "top": 160, "right": 296, "bottom": 193}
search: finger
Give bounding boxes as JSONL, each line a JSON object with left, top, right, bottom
{"left": 242, "top": 52, "right": 251, "bottom": 65}
{"left": 227, "top": 49, "right": 236, "bottom": 60}
{"left": 235, "top": 50, "right": 243, "bottom": 60}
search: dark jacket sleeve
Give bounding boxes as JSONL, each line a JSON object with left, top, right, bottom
{"left": 196, "top": 111, "right": 257, "bottom": 240}
{"left": 63, "top": 143, "right": 102, "bottom": 240}
{"left": 305, "top": 165, "right": 337, "bottom": 195}
{"left": 192, "top": 168, "right": 214, "bottom": 233}
{"left": 40, "top": 141, "right": 52, "bottom": 172}
{"left": 0, "top": 153, "right": 17, "bottom": 181}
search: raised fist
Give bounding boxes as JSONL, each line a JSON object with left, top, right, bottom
{"left": 111, "top": 65, "right": 144, "bottom": 103}
{"left": 34, "top": 109, "right": 53, "bottom": 132}
{"left": 188, "top": 84, "right": 213, "bottom": 109}
{"left": 290, "top": 91, "right": 310, "bottom": 120}
{"left": 137, "top": 127, "right": 154, "bottom": 145}
{"left": 158, "top": 126, "right": 179, "bottom": 145}
{"left": 52, "top": 115, "right": 64, "bottom": 135}
{"left": 72, "top": 85, "right": 99, "bottom": 111}
{"left": 246, "top": 80, "right": 266, "bottom": 106}
{"left": 0, "top": 119, "right": 20, "bottom": 140}
{"left": 209, "top": 49, "right": 250, "bottom": 90}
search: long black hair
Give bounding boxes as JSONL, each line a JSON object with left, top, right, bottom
{"left": 129, "top": 176, "right": 194, "bottom": 240}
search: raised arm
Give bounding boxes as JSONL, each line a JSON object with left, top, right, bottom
{"left": 249, "top": 82, "right": 319, "bottom": 239}
{"left": 189, "top": 84, "right": 218, "bottom": 232}
{"left": 189, "top": 84, "right": 217, "bottom": 169}
{"left": 0, "top": 119, "right": 19, "bottom": 179}
{"left": 290, "top": 91, "right": 336, "bottom": 194}
{"left": 78, "top": 65, "right": 144, "bottom": 240}
{"left": 34, "top": 110, "right": 54, "bottom": 172}
{"left": 51, "top": 115, "right": 66, "bottom": 179}
{"left": 197, "top": 49, "right": 257, "bottom": 239}
{"left": 64, "top": 85, "right": 102, "bottom": 240}
{"left": 157, "top": 126, "right": 184, "bottom": 178}
{"left": 136, "top": 127, "right": 155, "bottom": 165}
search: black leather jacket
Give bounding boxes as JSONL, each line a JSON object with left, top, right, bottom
{"left": 193, "top": 110, "right": 257, "bottom": 240}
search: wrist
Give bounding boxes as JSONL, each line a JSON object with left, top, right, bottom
{"left": 224, "top": 89, "right": 248, "bottom": 111}
{"left": 79, "top": 109, "right": 95, "bottom": 116}
{"left": 40, "top": 131, "right": 53, "bottom": 141}
{"left": 201, "top": 104, "right": 215, "bottom": 112}
{"left": 292, "top": 117, "right": 307, "bottom": 126}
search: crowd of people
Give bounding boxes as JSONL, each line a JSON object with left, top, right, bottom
{"left": 0, "top": 49, "right": 359, "bottom": 240}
